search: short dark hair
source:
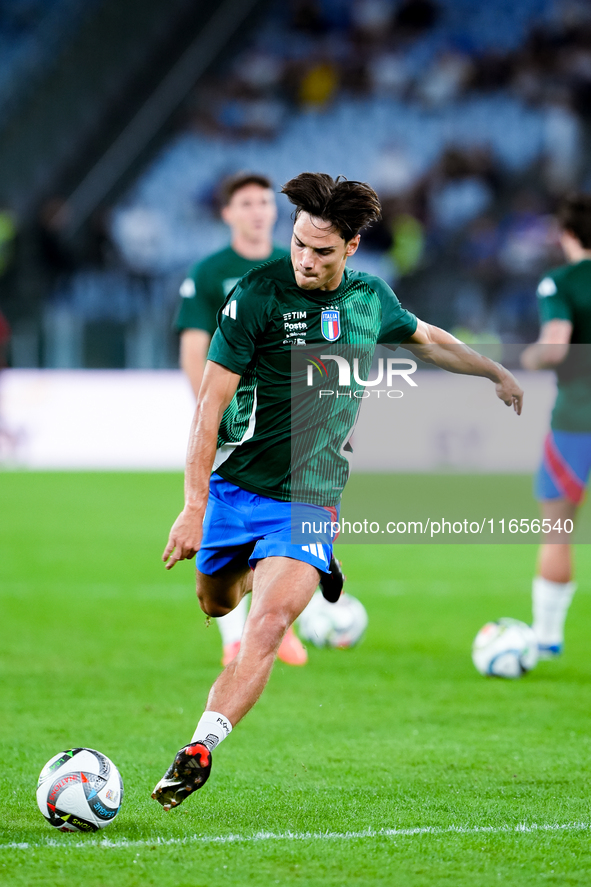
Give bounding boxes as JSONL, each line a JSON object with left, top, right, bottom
{"left": 558, "top": 194, "right": 591, "bottom": 249}
{"left": 281, "top": 172, "right": 382, "bottom": 241}
{"left": 219, "top": 172, "right": 273, "bottom": 207}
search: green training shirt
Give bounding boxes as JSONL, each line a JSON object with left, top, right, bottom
{"left": 207, "top": 255, "right": 418, "bottom": 505}
{"left": 536, "top": 259, "right": 591, "bottom": 432}
{"left": 175, "top": 245, "right": 288, "bottom": 336}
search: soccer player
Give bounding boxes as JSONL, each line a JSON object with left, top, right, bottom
{"left": 175, "top": 171, "right": 308, "bottom": 667}
{"left": 521, "top": 194, "right": 591, "bottom": 657}
{"left": 152, "top": 172, "right": 523, "bottom": 811}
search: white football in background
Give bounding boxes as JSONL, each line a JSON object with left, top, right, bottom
{"left": 472, "top": 618, "right": 539, "bottom": 678}
{"left": 298, "top": 591, "right": 368, "bottom": 649}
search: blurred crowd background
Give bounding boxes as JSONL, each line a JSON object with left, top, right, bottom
{"left": 1, "top": 0, "right": 590, "bottom": 370}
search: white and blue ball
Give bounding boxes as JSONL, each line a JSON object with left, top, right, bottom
{"left": 472, "top": 618, "right": 538, "bottom": 678}
{"left": 298, "top": 591, "right": 368, "bottom": 649}
{"left": 36, "top": 747, "right": 123, "bottom": 832}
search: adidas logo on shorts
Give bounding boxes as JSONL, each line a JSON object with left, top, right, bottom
{"left": 301, "top": 543, "right": 327, "bottom": 562}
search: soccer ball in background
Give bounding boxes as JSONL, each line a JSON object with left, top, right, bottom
{"left": 37, "top": 748, "right": 123, "bottom": 832}
{"left": 472, "top": 618, "right": 539, "bottom": 679}
{"left": 298, "top": 591, "right": 368, "bottom": 648}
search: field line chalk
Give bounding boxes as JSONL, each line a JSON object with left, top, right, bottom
{"left": 4, "top": 820, "right": 590, "bottom": 850}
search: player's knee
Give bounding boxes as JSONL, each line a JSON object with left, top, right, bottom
{"left": 196, "top": 593, "right": 232, "bottom": 618}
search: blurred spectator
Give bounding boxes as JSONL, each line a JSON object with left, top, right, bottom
{"left": 0, "top": 208, "right": 17, "bottom": 277}
{"left": 394, "top": 0, "right": 439, "bottom": 35}
{"left": 427, "top": 148, "right": 494, "bottom": 232}
{"left": 367, "top": 49, "right": 411, "bottom": 96}
{"left": 390, "top": 211, "right": 424, "bottom": 276}
{"left": 298, "top": 58, "right": 340, "bottom": 106}
{"left": 371, "top": 146, "right": 421, "bottom": 198}
{"left": 542, "top": 96, "right": 582, "bottom": 193}
{"left": 498, "top": 191, "right": 557, "bottom": 278}
{"left": 459, "top": 213, "right": 502, "bottom": 286}
{"left": 0, "top": 207, "right": 18, "bottom": 324}
{"left": 470, "top": 52, "right": 512, "bottom": 92}
{"left": 35, "top": 198, "right": 76, "bottom": 284}
{"left": 111, "top": 206, "right": 168, "bottom": 276}
{"left": 235, "top": 51, "right": 284, "bottom": 93}
{"left": 351, "top": 0, "right": 394, "bottom": 42}
{"left": 291, "top": 0, "right": 329, "bottom": 35}
{"left": 414, "top": 51, "right": 473, "bottom": 107}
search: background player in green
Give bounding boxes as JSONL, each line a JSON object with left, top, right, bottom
{"left": 153, "top": 172, "right": 523, "bottom": 811}
{"left": 521, "top": 194, "right": 591, "bottom": 657}
{"left": 176, "top": 172, "right": 287, "bottom": 399}
{"left": 175, "top": 172, "right": 307, "bottom": 667}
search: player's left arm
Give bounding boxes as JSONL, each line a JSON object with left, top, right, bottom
{"left": 402, "top": 319, "right": 523, "bottom": 414}
{"left": 520, "top": 320, "right": 573, "bottom": 370}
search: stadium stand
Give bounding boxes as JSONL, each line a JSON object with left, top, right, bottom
{"left": 0, "top": 0, "right": 96, "bottom": 117}
{"left": 3, "top": 0, "right": 591, "bottom": 366}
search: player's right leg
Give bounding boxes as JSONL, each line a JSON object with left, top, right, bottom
{"left": 202, "top": 555, "right": 320, "bottom": 723}
{"left": 151, "top": 564, "right": 252, "bottom": 811}
{"left": 152, "top": 482, "right": 335, "bottom": 810}
{"left": 152, "top": 557, "right": 319, "bottom": 810}
{"left": 533, "top": 498, "right": 577, "bottom": 658}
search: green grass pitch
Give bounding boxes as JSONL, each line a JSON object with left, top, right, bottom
{"left": 2, "top": 471, "right": 591, "bottom": 886}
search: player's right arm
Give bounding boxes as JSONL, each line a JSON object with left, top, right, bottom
{"left": 520, "top": 320, "right": 573, "bottom": 370}
{"left": 520, "top": 271, "right": 573, "bottom": 370}
{"left": 175, "top": 261, "right": 219, "bottom": 400}
{"left": 162, "top": 360, "right": 240, "bottom": 570}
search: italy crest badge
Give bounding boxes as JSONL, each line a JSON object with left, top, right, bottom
{"left": 321, "top": 309, "right": 341, "bottom": 341}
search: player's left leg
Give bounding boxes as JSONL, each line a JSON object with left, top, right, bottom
{"left": 217, "top": 600, "right": 249, "bottom": 666}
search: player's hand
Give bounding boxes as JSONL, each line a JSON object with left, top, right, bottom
{"left": 162, "top": 508, "right": 203, "bottom": 570}
{"left": 494, "top": 368, "right": 523, "bottom": 415}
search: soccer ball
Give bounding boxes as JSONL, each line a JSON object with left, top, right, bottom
{"left": 36, "top": 748, "right": 123, "bottom": 832}
{"left": 298, "top": 591, "right": 368, "bottom": 648}
{"left": 472, "top": 618, "right": 539, "bottom": 678}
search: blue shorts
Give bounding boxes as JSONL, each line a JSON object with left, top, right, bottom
{"left": 196, "top": 474, "right": 339, "bottom": 576}
{"left": 536, "top": 430, "right": 591, "bottom": 504}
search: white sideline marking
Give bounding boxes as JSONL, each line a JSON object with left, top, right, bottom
{"left": 4, "top": 821, "right": 590, "bottom": 850}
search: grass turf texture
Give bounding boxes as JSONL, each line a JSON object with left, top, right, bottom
{"left": 2, "top": 471, "right": 591, "bottom": 887}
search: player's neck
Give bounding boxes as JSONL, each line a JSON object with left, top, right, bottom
{"left": 561, "top": 233, "right": 591, "bottom": 264}
{"left": 320, "top": 268, "right": 346, "bottom": 291}
{"left": 231, "top": 234, "right": 273, "bottom": 261}
{"left": 572, "top": 249, "right": 591, "bottom": 264}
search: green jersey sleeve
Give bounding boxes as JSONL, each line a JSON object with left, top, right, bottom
{"left": 371, "top": 276, "right": 418, "bottom": 344}
{"left": 536, "top": 270, "right": 573, "bottom": 325}
{"left": 207, "top": 279, "right": 274, "bottom": 376}
{"left": 174, "top": 260, "right": 220, "bottom": 335}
